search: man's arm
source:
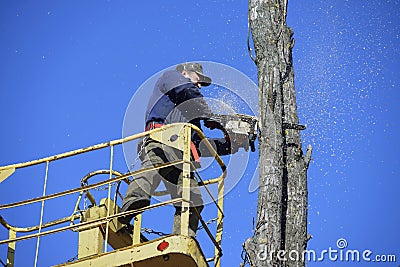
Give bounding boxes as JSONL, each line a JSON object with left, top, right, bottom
{"left": 195, "top": 137, "right": 236, "bottom": 157}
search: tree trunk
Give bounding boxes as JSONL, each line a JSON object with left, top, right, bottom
{"left": 244, "top": 1, "right": 312, "bottom": 266}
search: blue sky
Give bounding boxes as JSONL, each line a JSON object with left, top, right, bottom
{"left": 0, "top": 1, "right": 399, "bottom": 266}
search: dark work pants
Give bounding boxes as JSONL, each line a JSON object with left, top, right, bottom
{"left": 122, "top": 139, "right": 204, "bottom": 236}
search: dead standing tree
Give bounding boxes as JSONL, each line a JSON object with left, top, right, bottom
{"left": 244, "top": 1, "right": 312, "bottom": 266}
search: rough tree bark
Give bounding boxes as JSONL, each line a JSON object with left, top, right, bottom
{"left": 244, "top": 1, "right": 312, "bottom": 266}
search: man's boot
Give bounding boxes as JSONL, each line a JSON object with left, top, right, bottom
{"left": 118, "top": 197, "right": 150, "bottom": 225}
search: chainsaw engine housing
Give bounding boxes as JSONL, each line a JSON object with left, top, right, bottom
{"left": 207, "top": 113, "right": 258, "bottom": 152}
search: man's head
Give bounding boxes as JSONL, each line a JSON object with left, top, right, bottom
{"left": 176, "top": 62, "right": 212, "bottom": 87}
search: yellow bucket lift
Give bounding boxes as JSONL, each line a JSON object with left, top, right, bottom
{"left": 0, "top": 123, "right": 227, "bottom": 267}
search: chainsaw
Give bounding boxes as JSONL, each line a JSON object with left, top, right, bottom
{"left": 205, "top": 113, "right": 259, "bottom": 152}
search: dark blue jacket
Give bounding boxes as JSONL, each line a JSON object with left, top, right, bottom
{"left": 145, "top": 70, "right": 212, "bottom": 128}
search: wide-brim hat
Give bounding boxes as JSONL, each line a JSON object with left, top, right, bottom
{"left": 176, "top": 62, "right": 212, "bottom": 86}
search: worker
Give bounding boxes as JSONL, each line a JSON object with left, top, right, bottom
{"left": 119, "top": 62, "right": 232, "bottom": 237}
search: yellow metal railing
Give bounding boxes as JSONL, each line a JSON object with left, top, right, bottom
{"left": 0, "top": 123, "right": 226, "bottom": 267}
